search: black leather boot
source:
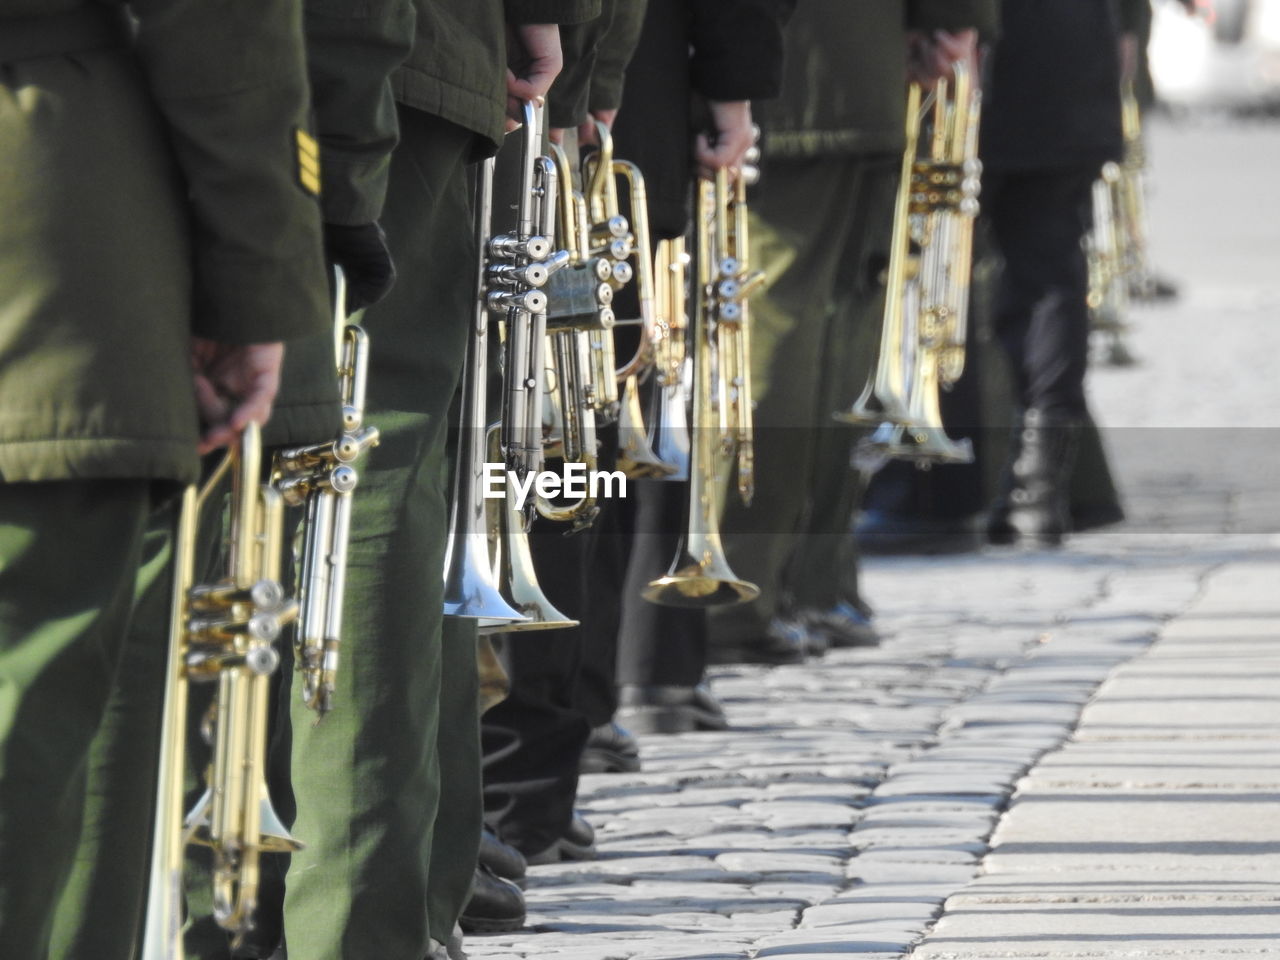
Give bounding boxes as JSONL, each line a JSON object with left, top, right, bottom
{"left": 987, "top": 408, "right": 1080, "bottom": 547}
{"left": 458, "top": 864, "right": 526, "bottom": 934}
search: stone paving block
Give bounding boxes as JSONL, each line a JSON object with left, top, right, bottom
{"left": 750, "top": 882, "right": 846, "bottom": 904}
{"left": 941, "top": 870, "right": 1280, "bottom": 904}
{"left": 911, "top": 900, "right": 1280, "bottom": 956}
{"left": 800, "top": 901, "right": 940, "bottom": 928}
{"left": 754, "top": 931, "right": 919, "bottom": 954}
{"left": 714, "top": 852, "right": 845, "bottom": 876}
{"left": 984, "top": 789, "right": 1280, "bottom": 876}
{"left": 851, "top": 846, "right": 983, "bottom": 866}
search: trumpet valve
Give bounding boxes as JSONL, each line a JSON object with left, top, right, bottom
{"left": 487, "top": 288, "right": 547, "bottom": 314}
{"left": 487, "top": 261, "right": 551, "bottom": 288}
{"left": 489, "top": 234, "right": 552, "bottom": 261}
{"left": 610, "top": 261, "right": 633, "bottom": 287}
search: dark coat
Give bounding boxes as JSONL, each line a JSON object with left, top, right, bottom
{"left": 980, "top": 0, "right": 1128, "bottom": 173}
{"left": 612, "top": 0, "right": 795, "bottom": 239}
{"left": 0, "top": 1, "right": 329, "bottom": 484}
{"left": 394, "top": 0, "right": 601, "bottom": 153}
{"left": 763, "top": 0, "right": 1001, "bottom": 160}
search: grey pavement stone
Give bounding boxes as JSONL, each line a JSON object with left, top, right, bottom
{"left": 911, "top": 900, "right": 1280, "bottom": 957}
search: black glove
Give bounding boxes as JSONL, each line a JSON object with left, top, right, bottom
{"left": 323, "top": 221, "right": 396, "bottom": 314}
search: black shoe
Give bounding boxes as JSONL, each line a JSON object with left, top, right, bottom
{"left": 618, "top": 683, "right": 730, "bottom": 734}
{"left": 855, "top": 510, "right": 982, "bottom": 556}
{"left": 459, "top": 865, "right": 525, "bottom": 934}
{"left": 1131, "top": 272, "right": 1179, "bottom": 302}
{"left": 478, "top": 826, "right": 527, "bottom": 884}
{"left": 708, "top": 616, "right": 810, "bottom": 666}
{"left": 524, "top": 814, "right": 597, "bottom": 865}
{"left": 580, "top": 721, "right": 642, "bottom": 774}
{"left": 987, "top": 408, "right": 1080, "bottom": 548}
{"left": 798, "top": 601, "right": 881, "bottom": 649}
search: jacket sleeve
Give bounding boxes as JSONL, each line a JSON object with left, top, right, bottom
{"left": 690, "top": 0, "right": 794, "bottom": 102}
{"left": 506, "top": 0, "right": 602, "bottom": 25}
{"left": 305, "top": 0, "right": 416, "bottom": 225}
{"left": 128, "top": 0, "right": 328, "bottom": 344}
{"left": 589, "top": 0, "right": 647, "bottom": 112}
{"left": 550, "top": 4, "right": 613, "bottom": 128}
{"left": 908, "top": 0, "right": 1000, "bottom": 39}
{"left": 1116, "top": 0, "right": 1152, "bottom": 34}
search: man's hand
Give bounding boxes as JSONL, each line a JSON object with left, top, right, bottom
{"left": 190, "top": 339, "right": 285, "bottom": 454}
{"left": 325, "top": 222, "right": 395, "bottom": 314}
{"left": 906, "top": 29, "right": 979, "bottom": 90}
{"left": 575, "top": 108, "right": 618, "bottom": 147}
{"left": 506, "top": 23, "right": 563, "bottom": 132}
{"left": 694, "top": 101, "right": 756, "bottom": 181}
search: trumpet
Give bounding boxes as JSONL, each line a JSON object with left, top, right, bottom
{"left": 272, "top": 268, "right": 380, "bottom": 716}
{"left": 611, "top": 157, "right": 681, "bottom": 480}
{"left": 1087, "top": 78, "right": 1146, "bottom": 366}
{"left": 644, "top": 236, "right": 693, "bottom": 481}
{"left": 644, "top": 168, "right": 761, "bottom": 608}
{"left": 143, "top": 423, "right": 301, "bottom": 959}
{"left": 444, "top": 99, "right": 575, "bottom": 632}
{"left": 836, "top": 64, "right": 981, "bottom": 466}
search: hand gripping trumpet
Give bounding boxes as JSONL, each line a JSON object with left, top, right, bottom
{"left": 644, "top": 167, "right": 762, "bottom": 608}
{"left": 835, "top": 64, "right": 981, "bottom": 467}
{"left": 272, "top": 268, "right": 380, "bottom": 717}
{"left": 142, "top": 424, "right": 301, "bottom": 959}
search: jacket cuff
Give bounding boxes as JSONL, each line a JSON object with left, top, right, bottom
{"left": 505, "top": 0, "right": 601, "bottom": 25}
{"left": 319, "top": 153, "right": 391, "bottom": 225}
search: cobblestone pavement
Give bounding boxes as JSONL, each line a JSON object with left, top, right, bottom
{"left": 468, "top": 118, "right": 1280, "bottom": 960}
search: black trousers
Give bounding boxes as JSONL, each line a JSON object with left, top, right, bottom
{"left": 984, "top": 168, "right": 1096, "bottom": 419}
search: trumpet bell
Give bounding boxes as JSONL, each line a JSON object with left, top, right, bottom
{"left": 643, "top": 534, "right": 760, "bottom": 608}
{"left": 643, "top": 568, "right": 760, "bottom": 608}
{"left": 616, "top": 375, "right": 678, "bottom": 479}
{"left": 858, "top": 422, "right": 973, "bottom": 466}
{"left": 833, "top": 383, "right": 906, "bottom": 426}
{"left": 184, "top": 786, "right": 304, "bottom": 855}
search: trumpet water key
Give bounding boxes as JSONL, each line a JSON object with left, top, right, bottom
{"left": 142, "top": 423, "right": 301, "bottom": 959}
{"left": 273, "top": 268, "right": 380, "bottom": 717}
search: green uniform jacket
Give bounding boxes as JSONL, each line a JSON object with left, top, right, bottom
{"left": 762, "top": 0, "right": 1000, "bottom": 158}
{"left": 395, "top": 0, "right": 602, "bottom": 152}
{"left": 0, "top": 1, "right": 329, "bottom": 484}
{"left": 268, "top": 0, "right": 605, "bottom": 447}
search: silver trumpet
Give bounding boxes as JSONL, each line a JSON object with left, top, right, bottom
{"left": 445, "top": 99, "right": 574, "bottom": 632}
{"left": 442, "top": 151, "right": 536, "bottom": 624}
{"left": 272, "top": 267, "right": 380, "bottom": 716}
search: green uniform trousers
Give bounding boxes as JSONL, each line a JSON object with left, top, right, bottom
{"left": 50, "top": 110, "right": 485, "bottom": 960}
{"left": 710, "top": 155, "right": 898, "bottom": 643}
{"left": 277, "top": 106, "right": 483, "bottom": 960}
{"left": 0, "top": 479, "right": 156, "bottom": 958}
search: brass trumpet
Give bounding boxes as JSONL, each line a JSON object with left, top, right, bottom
{"left": 272, "top": 268, "right": 380, "bottom": 716}
{"left": 836, "top": 64, "right": 981, "bottom": 466}
{"left": 611, "top": 157, "right": 681, "bottom": 480}
{"left": 645, "top": 236, "right": 693, "bottom": 481}
{"left": 644, "top": 169, "right": 761, "bottom": 608}
{"left": 142, "top": 423, "right": 301, "bottom": 958}
{"left": 1087, "top": 79, "right": 1146, "bottom": 366}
